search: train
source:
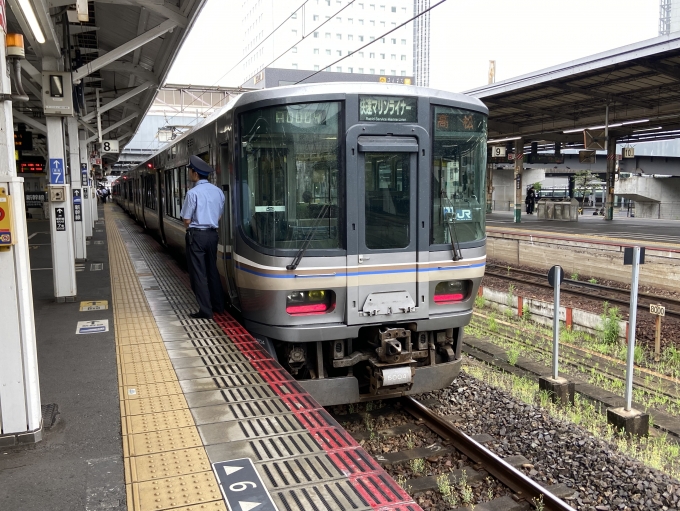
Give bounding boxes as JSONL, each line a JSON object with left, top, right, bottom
{"left": 113, "top": 82, "right": 488, "bottom": 405}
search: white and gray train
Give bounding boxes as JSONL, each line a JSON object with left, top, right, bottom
{"left": 113, "top": 82, "right": 488, "bottom": 405}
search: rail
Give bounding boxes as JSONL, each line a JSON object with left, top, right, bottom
{"left": 402, "top": 397, "right": 576, "bottom": 511}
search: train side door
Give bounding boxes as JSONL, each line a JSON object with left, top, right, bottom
{"left": 347, "top": 135, "right": 426, "bottom": 325}
{"left": 219, "top": 143, "right": 239, "bottom": 305}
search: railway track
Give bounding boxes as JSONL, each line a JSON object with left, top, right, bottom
{"left": 486, "top": 264, "right": 680, "bottom": 320}
{"left": 331, "top": 397, "right": 576, "bottom": 511}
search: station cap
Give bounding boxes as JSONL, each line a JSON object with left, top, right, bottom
{"left": 188, "top": 155, "right": 214, "bottom": 176}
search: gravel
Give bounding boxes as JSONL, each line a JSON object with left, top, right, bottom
{"left": 420, "top": 369, "right": 680, "bottom": 511}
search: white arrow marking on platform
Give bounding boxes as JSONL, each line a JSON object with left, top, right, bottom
{"left": 222, "top": 465, "right": 243, "bottom": 476}
{"left": 239, "top": 501, "right": 262, "bottom": 511}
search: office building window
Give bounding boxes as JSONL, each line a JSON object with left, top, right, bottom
{"left": 314, "top": 48, "right": 320, "bottom": 54}
{"left": 359, "top": 51, "right": 364, "bottom": 57}
{"left": 336, "top": 66, "right": 342, "bottom": 72}
{"left": 370, "top": 52, "right": 375, "bottom": 58}
{"left": 348, "top": 67, "right": 353, "bottom": 73}
{"left": 348, "top": 34, "right": 353, "bottom": 40}
{"left": 293, "top": 47, "right": 298, "bottom": 53}
{"left": 380, "top": 68, "right": 385, "bottom": 74}
{"left": 292, "top": 29, "right": 297, "bottom": 36}
{"left": 293, "top": 63, "right": 298, "bottom": 69}
{"left": 359, "top": 19, "right": 364, "bottom": 24}
{"left": 401, "top": 38, "right": 406, "bottom": 45}
{"left": 337, "top": 33, "right": 342, "bottom": 39}
{"left": 391, "top": 6, "right": 396, "bottom": 12}
{"left": 359, "top": 2, "right": 364, "bottom": 8}
{"left": 359, "top": 35, "right": 364, "bottom": 41}
{"left": 313, "top": 14, "right": 319, "bottom": 21}
{"left": 391, "top": 54, "right": 396, "bottom": 60}
{"left": 380, "top": 4, "right": 385, "bottom": 11}
{"left": 370, "top": 4, "right": 375, "bottom": 9}
{"left": 325, "top": 32, "right": 331, "bottom": 38}
{"left": 370, "top": 36, "right": 375, "bottom": 40}
{"left": 314, "top": 31, "right": 319, "bottom": 37}
{"left": 370, "top": 20, "right": 374, "bottom": 26}
{"left": 401, "top": 54, "right": 406, "bottom": 60}
{"left": 380, "top": 21, "right": 385, "bottom": 27}
{"left": 380, "top": 53, "right": 385, "bottom": 59}
{"left": 326, "top": 49, "right": 331, "bottom": 54}
{"left": 315, "top": 65, "right": 320, "bottom": 70}
{"left": 336, "top": 17, "right": 341, "bottom": 22}
{"left": 358, "top": 67, "right": 364, "bottom": 73}
{"left": 370, "top": 68, "right": 375, "bottom": 73}
{"left": 401, "top": 70, "right": 406, "bottom": 76}
{"left": 391, "top": 38, "right": 396, "bottom": 44}
{"left": 348, "top": 18, "right": 353, "bottom": 24}
{"left": 391, "top": 70, "right": 396, "bottom": 75}
{"left": 292, "top": 12, "right": 297, "bottom": 19}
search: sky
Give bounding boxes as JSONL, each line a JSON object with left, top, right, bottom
{"left": 167, "top": 0, "right": 660, "bottom": 93}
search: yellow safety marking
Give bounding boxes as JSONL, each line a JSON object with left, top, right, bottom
{"left": 123, "top": 394, "right": 189, "bottom": 417}
{"left": 127, "top": 447, "right": 212, "bottom": 483}
{"left": 80, "top": 300, "right": 109, "bottom": 311}
{"left": 106, "top": 205, "right": 223, "bottom": 511}
{"left": 125, "top": 409, "right": 195, "bottom": 435}
{"left": 130, "top": 472, "right": 223, "bottom": 511}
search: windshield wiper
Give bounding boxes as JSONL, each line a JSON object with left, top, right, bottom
{"left": 441, "top": 190, "right": 463, "bottom": 261}
{"left": 287, "top": 203, "right": 330, "bottom": 270}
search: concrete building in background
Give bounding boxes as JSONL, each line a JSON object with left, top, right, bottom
{"left": 243, "top": 67, "right": 413, "bottom": 89}
{"left": 239, "top": 0, "right": 414, "bottom": 85}
{"left": 413, "top": 0, "right": 430, "bottom": 86}
{"left": 659, "top": 0, "right": 680, "bottom": 35}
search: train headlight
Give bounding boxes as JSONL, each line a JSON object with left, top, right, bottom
{"left": 286, "top": 290, "right": 334, "bottom": 315}
{"left": 433, "top": 281, "right": 469, "bottom": 304}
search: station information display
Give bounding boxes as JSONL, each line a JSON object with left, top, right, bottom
{"left": 359, "top": 95, "right": 417, "bottom": 122}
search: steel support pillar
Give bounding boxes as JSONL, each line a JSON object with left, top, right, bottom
{"left": 486, "top": 164, "right": 493, "bottom": 214}
{"left": 514, "top": 140, "right": 524, "bottom": 223}
{"left": 79, "top": 135, "right": 94, "bottom": 234}
{"left": 67, "top": 117, "right": 86, "bottom": 260}
{"left": 0, "top": 22, "right": 42, "bottom": 445}
{"left": 47, "top": 116, "right": 77, "bottom": 300}
{"left": 605, "top": 136, "right": 616, "bottom": 221}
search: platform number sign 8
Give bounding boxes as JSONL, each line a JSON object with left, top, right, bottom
{"left": 101, "top": 140, "right": 119, "bottom": 154}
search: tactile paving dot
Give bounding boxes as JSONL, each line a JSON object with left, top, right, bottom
{"left": 120, "top": 367, "right": 178, "bottom": 386}
{"left": 126, "top": 409, "right": 195, "bottom": 434}
{"left": 168, "top": 502, "right": 227, "bottom": 511}
{"left": 132, "top": 471, "right": 222, "bottom": 510}
{"left": 128, "top": 447, "right": 211, "bottom": 482}
{"left": 124, "top": 394, "right": 188, "bottom": 416}
{"left": 128, "top": 426, "right": 203, "bottom": 456}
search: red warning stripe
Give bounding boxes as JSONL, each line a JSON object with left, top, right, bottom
{"left": 213, "top": 311, "right": 421, "bottom": 510}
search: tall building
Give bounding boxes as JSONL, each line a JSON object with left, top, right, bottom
{"left": 238, "top": 0, "right": 414, "bottom": 85}
{"left": 412, "top": 0, "right": 430, "bottom": 87}
{"left": 659, "top": 0, "right": 680, "bottom": 35}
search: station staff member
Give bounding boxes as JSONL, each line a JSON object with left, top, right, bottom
{"left": 181, "top": 156, "right": 225, "bottom": 319}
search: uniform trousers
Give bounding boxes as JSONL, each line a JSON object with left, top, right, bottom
{"left": 185, "top": 229, "right": 224, "bottom": 317}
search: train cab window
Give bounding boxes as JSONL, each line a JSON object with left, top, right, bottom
{"left": 239, "top": 101, "right": 343, "bottom": 251}
{"left": 431, "top": 106, "right": 487, "bottom": 246}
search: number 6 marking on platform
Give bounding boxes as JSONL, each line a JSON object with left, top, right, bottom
{"left": 229, "top": 481, "right": 257, "bottom": 492}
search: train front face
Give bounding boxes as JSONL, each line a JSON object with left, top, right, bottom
{"left": 233, "top": 84, "right": 487, "bottom": 404}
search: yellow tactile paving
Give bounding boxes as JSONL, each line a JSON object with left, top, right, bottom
{"left": 130, "top": 472, "right": 223, "bottom": 511}
{"left": 127, "top": 448, "right": 212, "bottom": 483}
{"left": 106, "top": 205, "right": 223, "bottom": 511}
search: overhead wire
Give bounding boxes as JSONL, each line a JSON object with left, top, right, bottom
{"left": 144, "top": 0, "right": 357, "bottom": 152}
{"left": 295, "top": 0, "right": 449, "bottom": 84}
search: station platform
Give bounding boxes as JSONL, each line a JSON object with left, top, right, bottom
{"left": 487, "top": 210, "right": 680, "bottom": 249}
{"left": 0, "top": 204, "right": 419, "bottom": 511}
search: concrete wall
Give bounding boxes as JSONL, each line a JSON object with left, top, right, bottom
{"left": 481, "top": 287, "right": 626, "bottom": 341}
{"left": 491, "top": 168, "right": 544, "bottom": 211}
{"left": 615, "top": 175, "right": 680, "bottom": 219}
{"left": 487, "top": 230, "right": 680, "bottom": 292}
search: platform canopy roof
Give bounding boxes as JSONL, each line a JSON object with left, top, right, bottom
{"left": 7, "top": 0, "right": 207, "bottom": 166}
{"left": 466, "top": 33, "right": 680, "bottom": 146}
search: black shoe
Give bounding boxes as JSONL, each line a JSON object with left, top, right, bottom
{"left": 190, "top": 312, "right": 212, "bottom": 319}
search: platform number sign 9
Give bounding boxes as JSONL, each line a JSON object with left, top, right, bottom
{"left": 492, "top": 146, "right": 506, "bottom": 158}
{"left": 212, "top": 459, "right": 277, "bottom": 511}
{"left": 101, "top": 140, "right": 119, "bottom": 154}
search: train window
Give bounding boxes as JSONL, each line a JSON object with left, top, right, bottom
{"left": 364, "top": 153, "right": 410, "bottom": 249}
{"left": 431, "top": 106, "right": 487, "bottom": 246}
{"left": 239, "top": 101, "right": 342, "bottom": 251}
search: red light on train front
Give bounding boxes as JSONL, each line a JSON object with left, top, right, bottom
{"left": 286, "top": 290, "right": 334, "bottom": 315}
{"left": 433, "top": 281, "right": 468, "bottom": 304}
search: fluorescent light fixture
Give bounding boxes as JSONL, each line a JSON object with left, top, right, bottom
{"left": 622, "top": 119, "right": 649, "bottom": 125}
{"left": 632, "top": 126, "right": 662, "bottom": 133}
{"left": 487, "top": 136, "right": 521, "bottom": 144}
{"left": 17, "top": 0, "right": 45, "bottom": 44}
{"left": 563, "top": 118, "right": 649, "bottom": 134}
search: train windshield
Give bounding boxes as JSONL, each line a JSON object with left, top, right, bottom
{"left": 239, "top": 101, "right": 343, "bottom": 250}
{"left": 431, "top": 106, "right": 487, "bottom": 245}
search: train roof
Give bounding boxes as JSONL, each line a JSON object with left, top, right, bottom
{"left": 136, "top": 82, "right": 488, "bottom": 171}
